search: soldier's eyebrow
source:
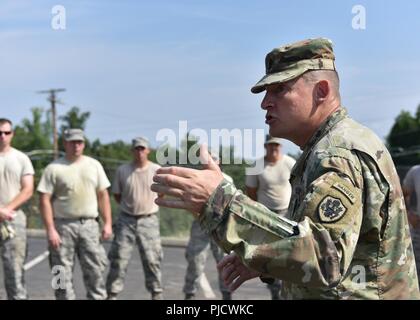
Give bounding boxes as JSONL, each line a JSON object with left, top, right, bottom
{"left": 269, "top": 78, "right": 299, "bottom": 93}
{"left": 267, "top": 83, "right": 286, "bottom": 93}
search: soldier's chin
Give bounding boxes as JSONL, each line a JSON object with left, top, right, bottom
{"left": 268, "top": 127, "right": 280, "bottom": 138}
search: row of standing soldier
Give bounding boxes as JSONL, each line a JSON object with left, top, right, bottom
{"left": 0, "top": 122, "right": 165, "bottom": 300}
{"left": 1, "top": 120, "right": 283, "bottom": 300}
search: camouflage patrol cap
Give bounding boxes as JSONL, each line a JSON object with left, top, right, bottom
{"left": 265, "top": 134, "right": 282, "bottom": 145}
{"left": 63, "top": 128, "right": 85, "bottom": 141}
{"left": 251, "top": 38, "right": 336, "bottom": 94}
{"left": 132, "top": 137, "right": 149, "bottom": 149}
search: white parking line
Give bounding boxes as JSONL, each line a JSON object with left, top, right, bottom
{"left": 199, "top": 273, "right": 216, "bottom": 299}
{"left": 24, "top": 251, "right": 49, "bottom": 271}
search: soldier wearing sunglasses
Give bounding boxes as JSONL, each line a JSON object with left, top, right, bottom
{"left": 0, "top": 118, "right": 34, "bottom": 300}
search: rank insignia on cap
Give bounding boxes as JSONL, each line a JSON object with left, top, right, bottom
{"left": 318, "top": 196, "right": 347, "bottom": 223}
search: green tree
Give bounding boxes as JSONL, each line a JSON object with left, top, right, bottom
{"left": 387, "top": 104, "right": 420, "bottom": 172}
{"left": 387, "top": 107, "right": 420, "bottom": 151}
{"left": 13, "top": 107, "right": 52, "bottom": 152}
{"left": 15, "top": 106, "right": 252, "bottom": 237}
{"left": 59, "top": 106, "right": 91, "bottom": 132}
{"left": 13, "top": 107, "right": 54, "bottom": 174}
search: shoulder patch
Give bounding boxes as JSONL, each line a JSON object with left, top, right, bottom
{"left": 318, "top": 196, "right": 347, "bottom": 223}
{"left": 332, "top": 182, "right": 356, "bottom": 204}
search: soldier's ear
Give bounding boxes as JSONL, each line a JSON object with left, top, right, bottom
{"left": 314, "top": 80, "right": 330, "bottom": 102}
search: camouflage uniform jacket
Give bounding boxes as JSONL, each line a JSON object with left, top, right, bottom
{"left": 200, "top": 108, "right": 420, "bottom": 299}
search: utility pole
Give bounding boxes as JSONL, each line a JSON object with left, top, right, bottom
{"left": 37, "top": 88, "right": 66, "bottom": 159}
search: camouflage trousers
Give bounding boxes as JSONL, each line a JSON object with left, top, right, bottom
{"left": 106, "top": 212, "right": 163, "bottom": 296}
{"left": 0, "top": 210, "right": 27, "bottom": 300}
{"left": 49, "top": 218, "right": 108, "bottom": 300}
{"left": 411, "top": 227, "right": 420, "bottom": 287}
{"left": 183, "top": 220, "right": 229, "bottom": 296}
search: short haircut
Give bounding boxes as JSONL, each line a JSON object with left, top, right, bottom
{"left": 302, "top": 70, "right": 341, "bottom": 100}
{"left": 0, "top": 118, "right": 13, "bottom": 128}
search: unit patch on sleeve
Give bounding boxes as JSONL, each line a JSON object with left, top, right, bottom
{"left": 318, "top": 196, "right": 347, "bottom": 223}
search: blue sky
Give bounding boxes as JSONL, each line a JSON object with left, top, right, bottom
{"left": 2, "top": 0, "right": 420, "bottom": 158}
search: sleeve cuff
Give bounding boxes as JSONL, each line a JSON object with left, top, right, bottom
{"left": 199, "top": 179, "right": 239, "bottom": 234}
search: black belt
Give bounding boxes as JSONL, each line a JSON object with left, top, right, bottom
{"left": 121, "top": 211, "right": 154, "bottom": 219}
{"left": 55, "top": 217, "right": 97, "bottom": 224}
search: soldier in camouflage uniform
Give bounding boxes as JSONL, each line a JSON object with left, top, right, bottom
{"left": 0, "top": 118, "right": 34, "bottom": 300}
{"left": 183, "top": 154, "right": 233, "bottom": 300}
{"left": 38, "top": 129, "right": 112, "bottom": 300}
{"left": 152, "top": 38, "right": 420, "bottom": 299}
{"left": 106, "top": 137, "right": 163, "bottom": 300}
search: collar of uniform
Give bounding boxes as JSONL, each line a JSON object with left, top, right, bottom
{"left": 304, "top": 107, "right": 347, "bottom": 153}
{"left": 291, "top": 107, "right": 347, "bottom": 179}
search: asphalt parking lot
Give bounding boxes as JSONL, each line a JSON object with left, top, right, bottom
{"left": 0, "top": 234, "right": 271, "bottom": 300}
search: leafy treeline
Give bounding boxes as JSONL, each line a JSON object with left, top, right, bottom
{"left": 12, "top": 107, "right": 248, "bottom": 237}
{"left": 387, "top": 104, "right": 420, "bottom": 174}
{"left": 14, "top": 103, "right": 420, "bottom": 234}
